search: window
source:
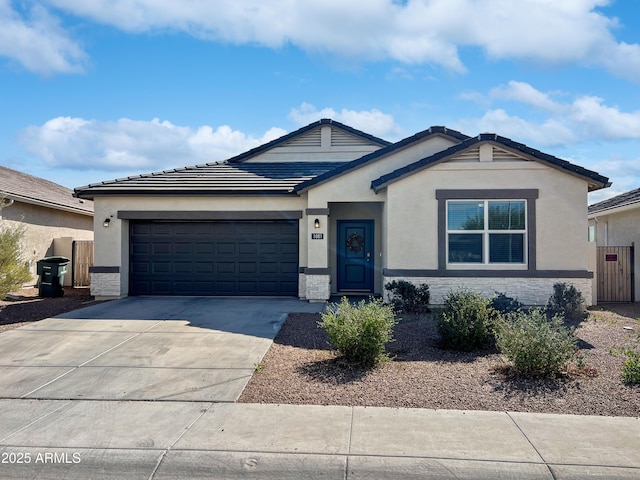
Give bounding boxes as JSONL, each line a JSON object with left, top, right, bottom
{"left": 447, "top": 200, "right": 526, "bottom": 264}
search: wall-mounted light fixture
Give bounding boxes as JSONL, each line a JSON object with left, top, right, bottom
{"left": 103, "top": 218, "right": 111, "bottom": 228}
{"left": 314, "top": 218, "right": 320, "bottom": 229}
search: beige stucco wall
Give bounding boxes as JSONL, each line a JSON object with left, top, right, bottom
{"left": 384, "top": 160, "right": 590, "bottom": 271}
{"left": 305, "top": 135, "right": 458, "bottom": 208}
{"left": 1, "top": 201, "right": 93, "bottom": 284}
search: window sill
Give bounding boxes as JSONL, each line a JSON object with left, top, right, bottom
{"left": 446, "top": 264, "right": 528, "bottom": 271}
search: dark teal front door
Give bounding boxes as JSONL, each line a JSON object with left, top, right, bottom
{"left": 337, "top": 220, "right": 374, "bottom": 292}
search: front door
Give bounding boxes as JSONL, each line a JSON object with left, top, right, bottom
{"left": 337, "top": 220, "right": 374, "bottom": 292}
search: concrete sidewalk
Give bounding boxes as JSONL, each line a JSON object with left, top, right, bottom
{"left": 0, "top": 400, "right": 639, "bottom": 479}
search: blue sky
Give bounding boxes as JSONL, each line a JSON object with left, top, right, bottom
{"left": 1, "top": 1, "right": 640, "bottom": 203}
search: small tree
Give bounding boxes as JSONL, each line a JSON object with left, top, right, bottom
{"left": 0, "top": 205, "right": 31, "bottom": 298}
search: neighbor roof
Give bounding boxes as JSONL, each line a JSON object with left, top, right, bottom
{"left": 0, "top": 166, "right": 93, "bottom": 215}
{"left": 75, "top": 162, "right": 347, "bottom": 198}
{"left": 588, "top": 187, "right": 640, "bottom": 215}
{"left": 371, "top": 134, "right": 610, "bottom": 193}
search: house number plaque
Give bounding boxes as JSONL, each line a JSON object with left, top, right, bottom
{"left": 311, "top": 233, "right": 324, "bottom": 240}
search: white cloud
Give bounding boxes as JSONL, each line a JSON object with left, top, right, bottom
{"left": 570, "top": 96, "right": 640, "bottom": 139}
{"left": 489, "top": 81, "right": 564, "bottom": 113}
{"left": 19, "top": 117, "right": 287, "bottom": 171}
{"left": 456, "top": 109, "right": 577, "bottom": 146}
{"left": 459, "top": 81, "right": 640, "bottom": 146}
{"left": 288, "top": 103, "right": 401, "bottom": 139}
{"left": 0, "top": 0, "right": 86, "bottom": 75}
{"left": 33, "top": 0, "right": 640, "bottom": 81}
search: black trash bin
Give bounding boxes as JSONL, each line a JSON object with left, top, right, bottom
{"left": 37, "top": 256, "right": 70, "bottom": 298}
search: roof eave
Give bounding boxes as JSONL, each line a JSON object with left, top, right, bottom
{"left": 588, "top": 199, "right": 640, "bottom": 218}
{"left": 74, "top": 188, "right": 299, "bottom": 199}
{"left": 4, "top": 193, "right": 94, "bottom": 216}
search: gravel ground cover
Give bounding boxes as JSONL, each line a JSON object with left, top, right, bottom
{"left": 2, "top": 289, "right": 638, "bottom": 417}
{"left": 239, "top": 305, "right": 640, "bottom": 417}
{"left": 0, "top": 287, "right": 96, "bottom": 333}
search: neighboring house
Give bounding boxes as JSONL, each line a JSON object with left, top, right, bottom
{"left": 75, "top": 119, "right": 609, "bottom": 305}
{"left": 588, "top": 188, "right": 640, "bottom": 302}
{"left": 0, "top": 166, "right": 94, "bottom": 285}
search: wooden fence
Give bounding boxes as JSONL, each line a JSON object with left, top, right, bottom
{"left": 597, "top": 246, "right": 633, "bottom": 302}
{"left": 72, "top": 240, "right": 94, "bottom": 287}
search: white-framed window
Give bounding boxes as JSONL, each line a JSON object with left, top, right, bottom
{"left": 446, "top": 200, "right": 526, "bottom": 265}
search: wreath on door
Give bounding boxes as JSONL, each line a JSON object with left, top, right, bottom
{"left": 346, "top": 232, "right": 365, "bottom": 253}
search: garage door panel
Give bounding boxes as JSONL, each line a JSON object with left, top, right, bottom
{"left": 174, "top": 243, "right": 193, "bottom": 255}
{"left": 174, "top": 262, "right": 192, "bottom": 274}
{"left": 153, "top": 243, "right": 172, "bottom": 255}
{"left": 281, "top": 242, "right": 298, "bottom": 254}
{"left": 195, "top": 263, "right": 214, "bottom": 274}
{"left": 130, "top": 221, "right": 298, "bottom": 296}
{"left": 151, "top": 281, "right": 172, "bottom": 294}
{"left": 152, "top": 224, "right": 173, "bottom": 235}
{"left": 195, "top": 243, "right": 213, "bottom": 254}
{"left": 217, "top": 243, "right": 235, "bottom": 254}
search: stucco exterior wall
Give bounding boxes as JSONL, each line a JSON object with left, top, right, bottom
{"left": 384, "top": 160, "right": 589, "bottom": 271}
{"left": 306, "top": 135, "right": 458, "bottom": 208}
{"left": 1, "top": 201, "right": 93, "bottom": 283}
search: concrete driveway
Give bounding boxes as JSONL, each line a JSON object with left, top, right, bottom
{"left": 0, "top": 296, "right": 324, "bottom": 402}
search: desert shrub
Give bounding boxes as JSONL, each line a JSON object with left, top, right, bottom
{"left": 621, "top": 349, "right": 640, "bottom": 385}
{"left": 0, "top": 222, "right": 31, "bottom": 298}
{"left": 546, "top": 282, "right": 587, "bottom": 322}
{"left": 494, "top": 309, "right": 577, "bottom": 377}
{"left": 490, "top": 292, "right": 524, "bottom": 315}
{"left": 318, "top": 297, "right": 397, "bottom": 365}
{"left": 436, "top": 290, "right": 492, "bottom": 351}
{"left": 384, "top": 280, "right": 430, "bottom": 313}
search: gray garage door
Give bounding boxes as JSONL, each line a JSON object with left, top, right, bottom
{"left": 130, "top": 221, "right": 299, "bottom": 296}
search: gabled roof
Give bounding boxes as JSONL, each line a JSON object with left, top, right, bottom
{"left": 588, "top": 187, "right": 640, "bottom": 215}
{"left": 75, "top": 162, "right": 347, "bottom": 198}
{"left": 226, "top": 118, "right": 391, "bottom": 163}
{"left": 0, "top": 166, "right": 93, "bottom": 215}
{"left": 371, "top": 133, "right": 610, "bottom": 193}
{"left": 293, "top": 126, "right": 470, "bottom": 193}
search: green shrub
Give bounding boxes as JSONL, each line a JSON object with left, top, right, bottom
{"left": 384, "top": 280, "right": 430, "bottom": 313}
{"left": 546, "top": 282, "right": 587, "bottom": 322}
{"left": 436, "top": 290, "right": 492, "bottom": 351}
{"left": 490, "top": 292, "right": 524, "bottom": 315}
{"left": 318, "top": 297, "right": 397, "bottom": 365}
{"left": 494, "top": 309, "right": 577, "bottom": 377}
{"left": 0, "top": 222, "right": 31, "bottom": 298}
{"left": 621, "top": 349, "right": 640, "bottom": 385}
